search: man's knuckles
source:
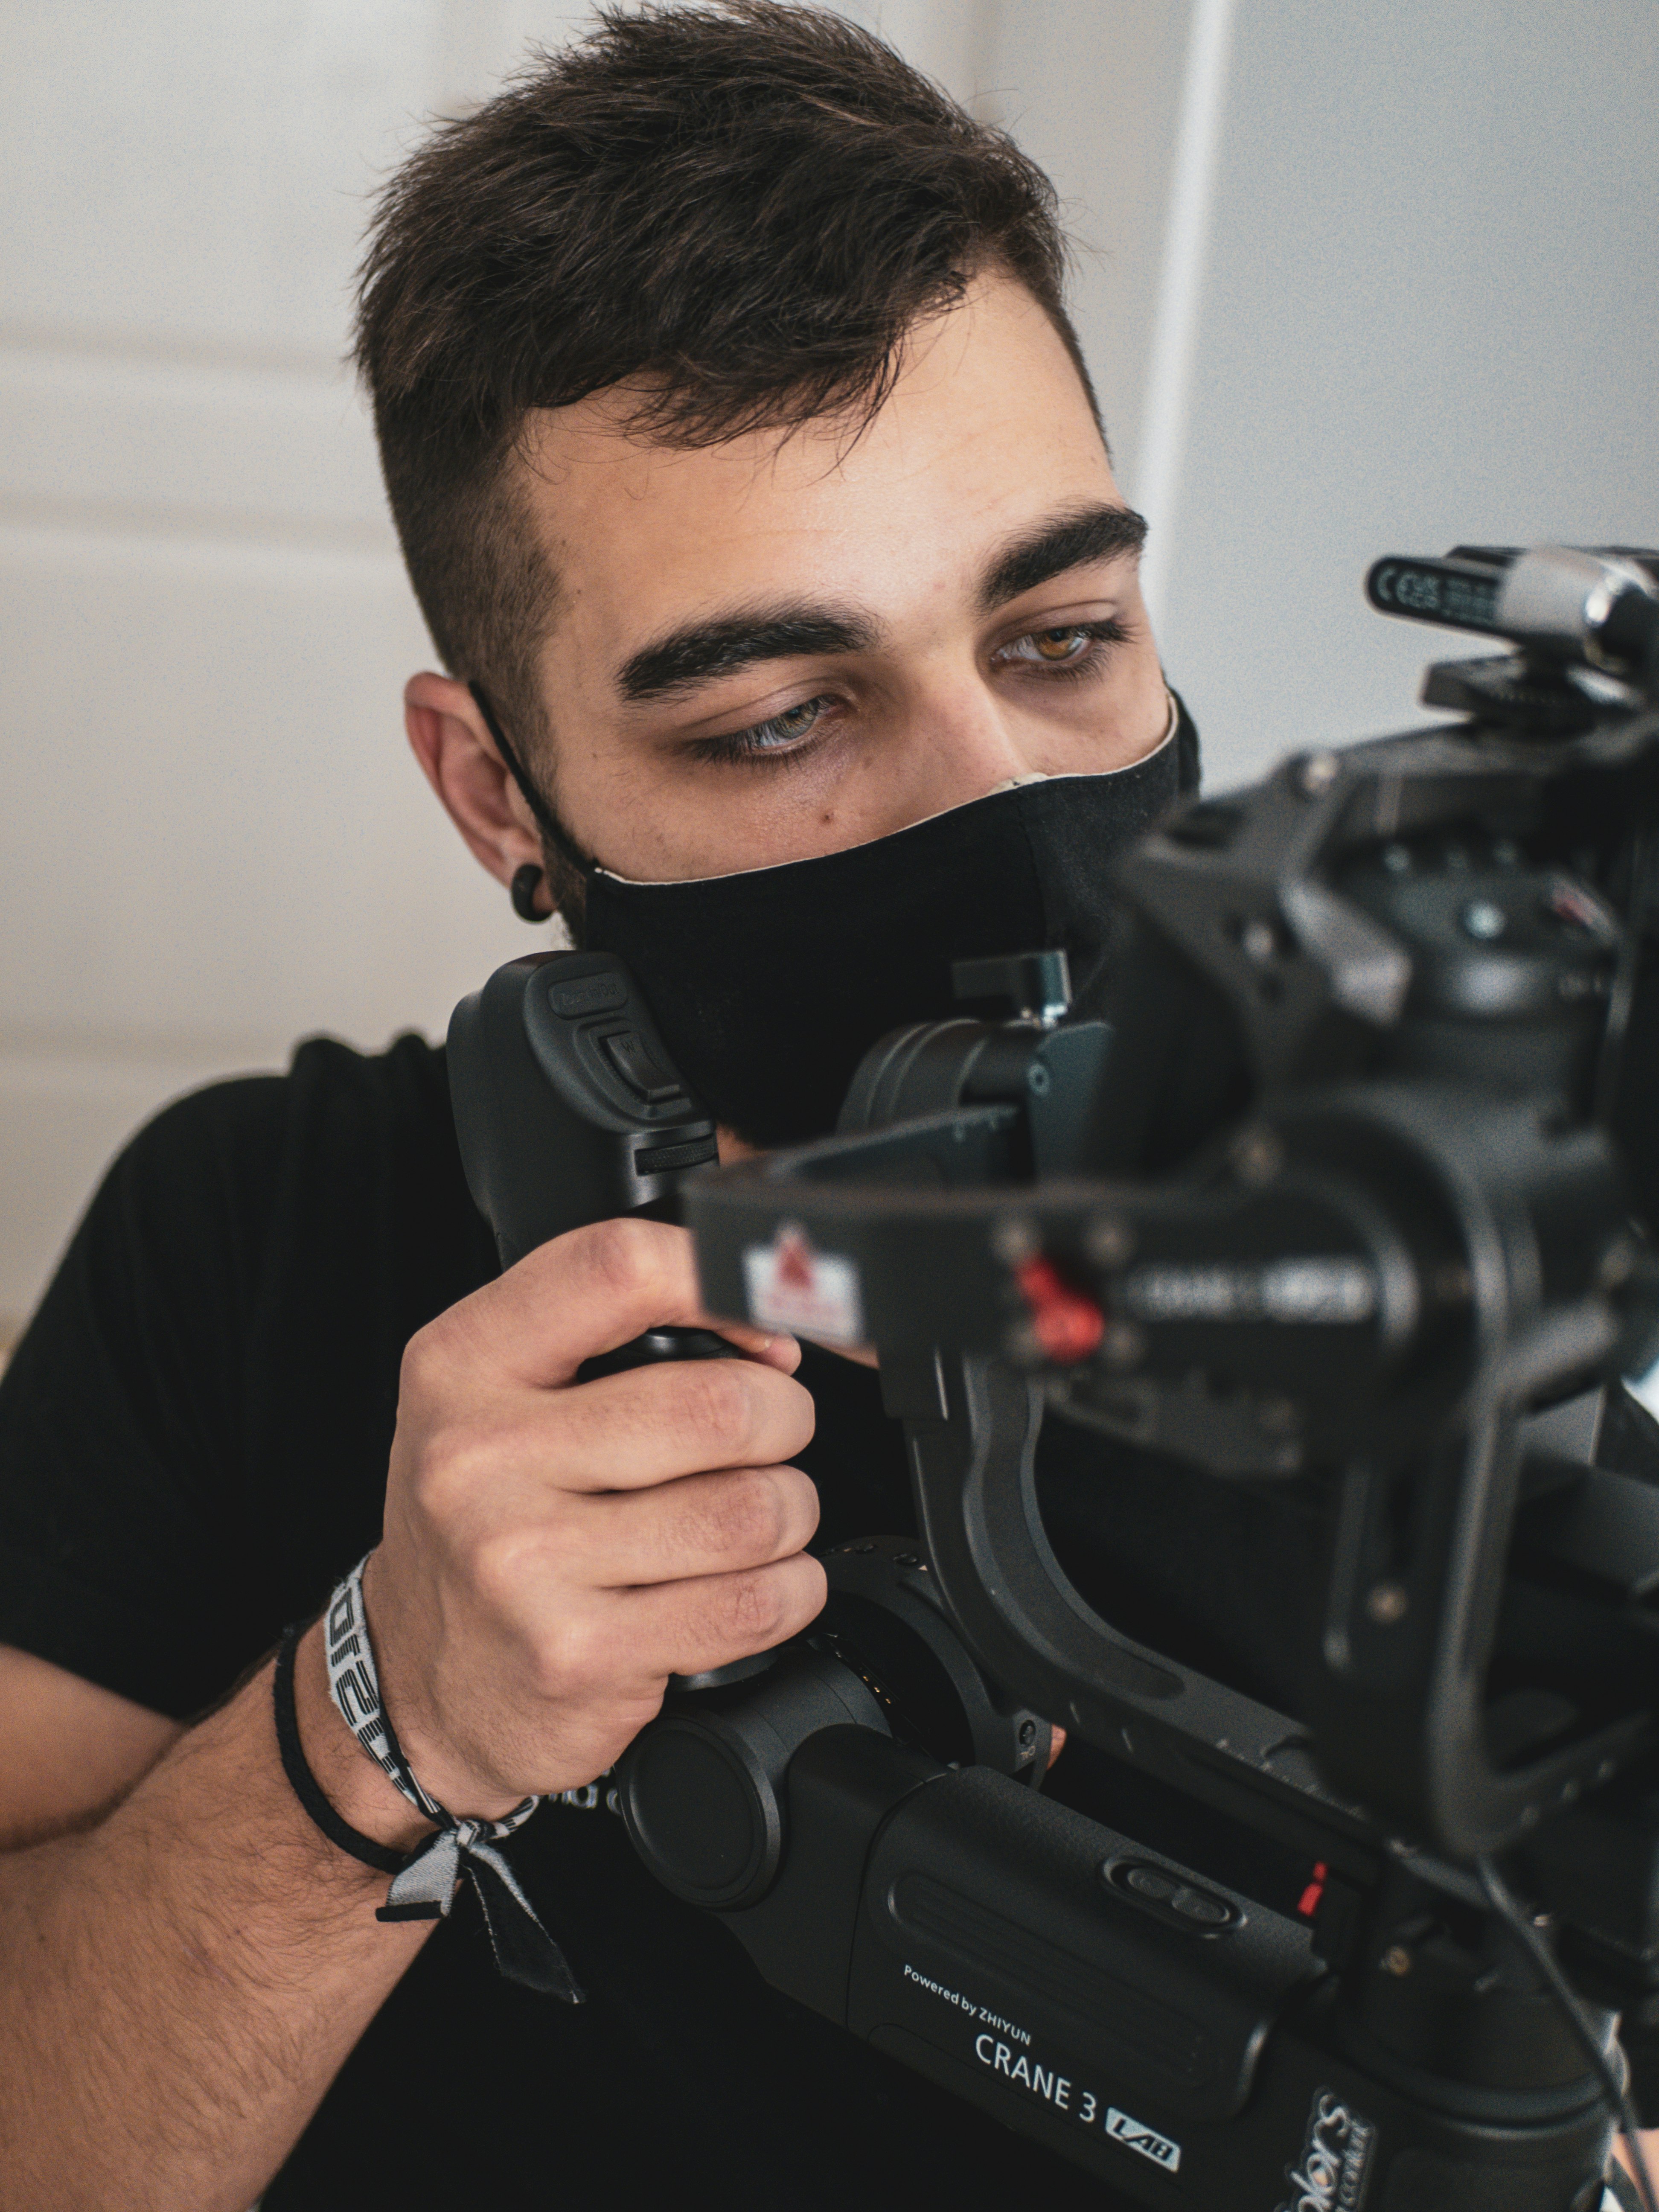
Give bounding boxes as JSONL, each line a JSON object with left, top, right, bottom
{"left": 411, "top": 1218, "right": 696, "bottom": 1387}
{"left": 660, "top": 1355, "right": 785, "bottom": 1464}
{"left": 607, "top": 1463, "right": 818, "bottom": 1579}
{"left": 402, "top": 1411, "right": 531, "bottom": 1527}
{"left": 566, "top": 1214, "right": 689, "bottom": 1317}
{"left": 523, "top": 1606, "right": 624, "bottom": 1706}
{"left": 397, "top": 1313, "right": 463, "bottom": 1404}
{"left": 680, "top": 1464, "right": 816, "bottom": 1569}
{"left": 683, "top": 1553, "right": 827, "bottom": 1662}
{"left": 467, "top": 1521, "right": 571, "bottom": 1618}
{"left": 583, "top": 1356, "right": 813, "bottom": 1473}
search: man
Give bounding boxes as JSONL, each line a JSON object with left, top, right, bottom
{"left": 0, "top": 12, "right": 1185, "bottom": 2200}
{"left": 0, "top": 7, "right": 1641, "bottom": 2208}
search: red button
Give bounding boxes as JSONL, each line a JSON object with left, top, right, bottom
{"left": 1013, "top": 1257, "right": 1105, "bottom": 1364}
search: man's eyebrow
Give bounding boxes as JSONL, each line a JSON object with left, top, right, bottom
{"left": 979, "top": 503, "right": 1149, "bottom": 613}
{"left": 616, "top": 607, "right": 879, "bottom": 703}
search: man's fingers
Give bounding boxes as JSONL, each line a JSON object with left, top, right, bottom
{"left": 433, "top": 1217, "right": 794, "bottom": 1385}
{"left": 534, "top": 1357, "right": 816, "bottom": 1493}
{"left": 567, "top": 1464, "right": 821, "bottom": 1588}
{"left": 614, "top": 1551, "right": 829, "bottom": 1680}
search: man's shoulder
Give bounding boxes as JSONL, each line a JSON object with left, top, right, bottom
{"left": 83, "top": 1028, "right": 490, "bottom": 1339}
{"left": 133, "top": 1030, "right": 452, "bottom": 1164}
{"left": 115, "top": 1030, "right": 460, "bottom": 1224}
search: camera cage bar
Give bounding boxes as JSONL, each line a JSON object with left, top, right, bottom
{"left": 688, "top": 668, "right": 1659, "bottom": 1869}
{"left": 687, "top": 1117, "right": 1642, "bottom": 1869}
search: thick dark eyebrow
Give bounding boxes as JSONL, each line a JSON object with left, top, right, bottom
{"left": 979, "top": 503, "right": 1149, "bottom": 613}
{"left": 616, "top": 607, "right": 879, "bottom": 704}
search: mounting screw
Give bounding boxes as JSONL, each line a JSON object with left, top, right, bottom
{"left": 1019, "top": 1719, "right": 1038, "bottom": 1751}
{"left": 1298, "top": 751, "right": 1341, "bottom": 797}
{"left": 1382, "top": 1945, "right": 1413, "bottom": 1977}
{"left": 1100, "top": 1321, "right": 1147, "bottom": 1371}
{"left": 1240, "top": 917, "right": 1278, "bottom": 964}
{"left": 1366, "top": 1581, "right": 1409, "bottom": 1625}
{"left": 992, "top": 1217, "right": 1039, "bottom": 1265}
{"left": 1087, "top": 1215, "right": 1135, "bottom": 1268}
{"left": 1231, "top": 1127, "right": 1284, "bottom": 1185}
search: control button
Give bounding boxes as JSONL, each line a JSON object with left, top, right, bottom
{"left": 1125, "top": 1865, "right": 1179, "bottom": 1904}
{"left": 632, "top": 1138, "right": 718, "bottom": 1182}
{"left": 548, "top": 972, "right": 629, "bottom": 1018}
{"left": 1108, "top": 1858, "right": 1240, "bottom": 1933}
{"left": 602, "top": 1030, "right": 681, "bottom": 1103}
{"left": 1173, "top": 1889, "right": 1233, "bottom": 1927}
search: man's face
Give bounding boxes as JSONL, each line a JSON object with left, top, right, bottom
{"left": 510, "top": 273, "right": 1168, "bottom": 883}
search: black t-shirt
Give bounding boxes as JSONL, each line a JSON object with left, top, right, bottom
{"left": 0, "top": 1034, "right": 1159, "bottom": 2209}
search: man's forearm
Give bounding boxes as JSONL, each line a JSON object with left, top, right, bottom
{"left": 0, "top": 1625, "right": 433, "bottom": 2212}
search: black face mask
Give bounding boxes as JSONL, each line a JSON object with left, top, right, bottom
{"left": 476, "top": 690, "right": 1199, "bottom": 1146}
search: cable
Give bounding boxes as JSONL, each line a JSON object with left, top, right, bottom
{"left": 1592, "top": 824, "right": 1658, "bottom": 1134}
{"left": 1475, "top": 1855, "right": 1659, "bottom": 2212}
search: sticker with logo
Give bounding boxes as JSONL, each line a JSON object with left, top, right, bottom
{"left": 903, "top": 1958, "right": 1192, "bottom": 2175}
{"left": 1105, "top": 2107, "right": 1182, "bottom": 2174}
{"left": 741, "top": 1222, "right": 864, "bottom": 1346}
{"left": 1278, "top": 2089, "right": 1375, "bottom": 2212}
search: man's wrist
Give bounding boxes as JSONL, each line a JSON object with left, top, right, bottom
{"left": 291, "top": 1616, "right": 438, "bottom": 1856}
{"left": 355, "top": 1552, "right": 529, "bottom": 1822}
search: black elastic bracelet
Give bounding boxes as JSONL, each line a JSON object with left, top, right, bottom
{"left": 273, "top": 1622, "right": 410, "bottom": 1878}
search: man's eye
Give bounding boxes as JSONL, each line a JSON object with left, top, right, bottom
{"left": 687, "top": 694, "right": 831, "bottom": 766}
{"left": 1000, "top": 615, "right": 1132, "bottom": 672}
{"left": 998, "top": 625, "right": 1100, "bottom": 669}
{"left": 744, "top": 696, "right": 827, "bottom": 747}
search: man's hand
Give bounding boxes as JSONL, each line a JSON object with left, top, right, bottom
{"left": 366, "top": 1217, "right": 824, "bottom": 1815}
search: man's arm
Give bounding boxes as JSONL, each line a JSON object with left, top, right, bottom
{"left": 0, "top": 1646, "right": 180, "bottom": 1849}
{"left": 0, "top": 1219, "right": 821, "bottom": 2209}
{"left": 0, "top": 1624, "right": 435, "bottom": 2212}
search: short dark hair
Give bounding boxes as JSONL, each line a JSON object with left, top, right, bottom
{"left": 355, "top": 0, "right": 1096, "bottom": 755}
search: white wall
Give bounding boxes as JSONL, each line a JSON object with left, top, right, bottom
{"left": 3, "top": 0, "right": 1650, "bottom": 1330}
{"left": 0, "top": 4, "right": 588, "bottom": 1327}
{"left": 1141, "top": 0, "right": 1659, "bottom": 790}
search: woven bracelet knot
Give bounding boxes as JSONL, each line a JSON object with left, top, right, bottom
{"left": 322, "top": 1556, "right": 583, "bottom": 2001}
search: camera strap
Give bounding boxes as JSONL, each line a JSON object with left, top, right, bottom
{"left": 323, "top": 1555, "right": 584, "bottom": 2002}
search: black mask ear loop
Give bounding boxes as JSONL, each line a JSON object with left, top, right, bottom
{"left": 469, "top": 682, "right": 595, "bottom": 880}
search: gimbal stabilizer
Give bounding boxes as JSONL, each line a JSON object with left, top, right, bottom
{"left": 449, "top": 545, "right": 1659, "bottom": 2211}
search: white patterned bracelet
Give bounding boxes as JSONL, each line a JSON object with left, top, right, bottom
{"left": 323, "top": 1554, "right": 582, "bottom": 2001}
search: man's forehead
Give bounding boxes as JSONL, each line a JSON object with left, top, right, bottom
{"left": 517, "top": 277, "right": 1106, "bottom": 531}
{"left": 512, "top": 274, "right": 1115, "bottom": 657}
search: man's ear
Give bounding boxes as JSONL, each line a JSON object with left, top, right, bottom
{"left": 404, "top": 672, "right": 546, "bottom": 896}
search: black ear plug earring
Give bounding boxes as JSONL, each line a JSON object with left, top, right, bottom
{"left": 510, "top": 863, "right": 545, "bottom": 922}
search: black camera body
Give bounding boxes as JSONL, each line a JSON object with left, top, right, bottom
{"left": 450, "top": 545, "right": 1659, "bottom": 2210}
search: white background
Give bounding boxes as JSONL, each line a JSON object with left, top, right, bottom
{"left": 1, "top": 0, "right": 1655, "bottom": 1328}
